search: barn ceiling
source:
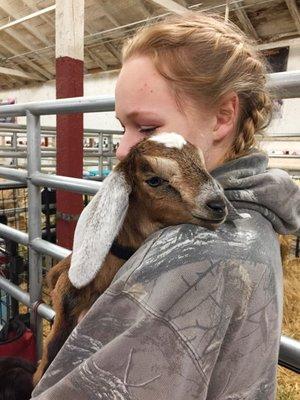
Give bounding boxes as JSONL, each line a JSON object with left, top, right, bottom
{"left": 0, "top": 0, "right": 299, "bottom": 89}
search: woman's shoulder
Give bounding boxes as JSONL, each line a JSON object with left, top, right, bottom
{"left": 112, "top": 210, "right": 280, "bottom": 288}
{"left": 109, "top": 210, "right": 282, "bottom": 316}
{"left": 140, "top": 210, "right": 280, "bottom": 268}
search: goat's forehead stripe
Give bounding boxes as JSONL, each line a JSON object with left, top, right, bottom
{"left": 149, "top": 132, "right": 187, "bottom": 149}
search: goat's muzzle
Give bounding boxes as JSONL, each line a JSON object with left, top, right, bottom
{"left": 205, "top": 197, "right": 227, "bottom": 221}
{"left": 192, "top": 190, "right": 228, "bottom": 229}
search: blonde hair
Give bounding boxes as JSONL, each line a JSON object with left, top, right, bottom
{"left": 122, "top": 12, "right": 273, "bottom": 161}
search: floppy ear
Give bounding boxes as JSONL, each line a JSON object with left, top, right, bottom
{"left": 68, "top": 171, "right": 131, "bottom": 289}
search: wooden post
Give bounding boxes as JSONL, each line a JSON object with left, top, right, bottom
{"left": 55, "top": 0, "right": 84, "bottom": 249}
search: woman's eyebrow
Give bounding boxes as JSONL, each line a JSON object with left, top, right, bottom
{"left": 116, "top": 110, "right": 159, "bottom": 120}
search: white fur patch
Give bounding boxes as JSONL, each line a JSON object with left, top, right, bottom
{"left": 69, "top": 171, "right": 131, "bottom": 289}
{"left": 239, "top": 213, "right": 251, "bottom": 219}
{"left": 149, "top": 132, "right": 187, "bottom": 149}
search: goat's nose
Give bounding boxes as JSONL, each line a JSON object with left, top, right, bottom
{"left": 206, "top": 198, "right": 226, "bottom": 215}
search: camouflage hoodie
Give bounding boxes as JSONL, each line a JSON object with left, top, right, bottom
{"left": 31, "top": 150, "right": 300, "bottom": 400}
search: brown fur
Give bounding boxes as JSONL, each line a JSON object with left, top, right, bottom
{"left": 34, "top": 137, "right": 227, "bottom": 385}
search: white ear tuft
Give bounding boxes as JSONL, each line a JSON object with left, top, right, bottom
{"left": 69, "top": 171, "right": 131, "bottom": 289}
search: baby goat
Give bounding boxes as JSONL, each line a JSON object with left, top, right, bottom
{"left": 34, "top": 132, "right": 228, "bottom": 384}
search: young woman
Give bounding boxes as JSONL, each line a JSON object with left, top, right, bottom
{"left": 31, "top": 12, "right": 300, "bottom": 400}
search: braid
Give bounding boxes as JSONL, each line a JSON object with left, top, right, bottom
{"left": 227, "top": 91, "right": 274, "bottom": 161}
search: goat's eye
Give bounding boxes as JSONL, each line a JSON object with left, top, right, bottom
{"left": 145, "top": 177, "right": 163, "bottom": 187}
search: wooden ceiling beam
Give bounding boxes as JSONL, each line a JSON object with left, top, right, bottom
{"left": 0, "top": 65, "right": 44, "bottom": 80}
{"left": 4, "top": 28, "right": 39, "bottom": 52}
{"left": 0, "top": 40, "right": 53, "bottom": 80}
{"left": 147, "top": 0, "right": 186, "bottom": 14}
{"left": 0, "top": 1, "right": 52, "bottom": 46}
{"left": 0, "top": 58, "right": 17, "bottom": 87}
{"left": 86, "top": 48, "right": 108, "bottom": 70}
{"left": 94, "top": 1, "right": 121, "bottom": 27}
{"left": 21, "top": 0, "right": 54, "bottom": 28}
{"left": 2, "top": 75, "right": 16, "bottom": 88}
{"left": 104, "top": 13, "right": 119, "bottom": 27}
{"left": 1, "top": 28, "right": 55, "bottom": 74}
{"left": 0, "top": 5, "right": 55, "bottom": 31}
{"left": 285, "top": 0, "right": 300, "bottom": 33}
{"left": 232, "top": 1, "right": 260, "bottom": 42}
{"left": 175, "top": 0, "right": 187, "bottom": 6}
{"left": 22, "top": 56, "right": 54, "bottom": 80}
{"left": 104, "top": 42, "right": 121, "bottom": 62}
{"left": 136, "top": 0, "right": 151, "bottom": 18}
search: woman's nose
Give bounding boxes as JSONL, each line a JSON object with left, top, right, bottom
{"left": 116, "top": 132, "right": 144, "bottom": 160}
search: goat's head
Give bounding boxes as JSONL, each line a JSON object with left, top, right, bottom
{"left": 69, "top": 132, "right": 228, "bottom": 289}
{"left": 116, "top": 132, "right": 227, "bottom": 229}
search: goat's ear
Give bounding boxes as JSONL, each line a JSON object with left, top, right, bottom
{"left": 68, "top": 171, "right": 131, "bottom": 289}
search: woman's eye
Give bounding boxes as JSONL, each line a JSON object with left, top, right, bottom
{"left": 145, "top": 176, "right": 164, "bottom": 187}
{"left": 139, "top": 126, "right": 158, "bottom": 134}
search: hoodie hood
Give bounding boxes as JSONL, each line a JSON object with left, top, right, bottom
{"left": 211, "top": 149, "right": 300, "bottom": 235}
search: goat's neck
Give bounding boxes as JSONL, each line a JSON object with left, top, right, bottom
{"left": 116, "top": 201, "right": 162, "bottom": 251}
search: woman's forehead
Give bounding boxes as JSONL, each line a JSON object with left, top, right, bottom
{"left": 115, "top": 57, "right": 177, "bottom": 117}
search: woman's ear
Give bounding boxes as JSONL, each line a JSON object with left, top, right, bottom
{"left": 212, "top": 92, "right": 239, "bottom": 142}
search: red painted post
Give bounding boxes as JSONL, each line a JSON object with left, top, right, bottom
{"left": 56, "top": 57, "right": 84, "bottom": 249}
{"left": 55, "top": 1, "right": 85, "bottom": 249}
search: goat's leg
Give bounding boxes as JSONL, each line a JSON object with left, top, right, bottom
{"left": 33, "top": 258, "right": 72, "bottom": 385}
{"left": 46, "top": 254, "right": 72, "bottom": 292}
{"left": 33, "top": 273, "right": 98, "bottom": 386}
{"left": 33, "top": 272, "right": 76, "bottom": 385}
{"left": 34, "top": 254, "right": 124, "bottom": 385}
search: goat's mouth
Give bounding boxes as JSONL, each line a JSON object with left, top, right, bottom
{"left": 191, "top": 212, "right": 226, "bottom": 225}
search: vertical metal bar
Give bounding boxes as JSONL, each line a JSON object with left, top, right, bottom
{"left": 100, "top": 132, "right": 103, "bottom": 177}
{"left": 12, "top": 132, "right": 18, "bottom": 167}
{"left": 26, "top": 111, "right": 43, "bottom": 358}
{"left": 108, "top": 134, "right": 113, "bottom": 172}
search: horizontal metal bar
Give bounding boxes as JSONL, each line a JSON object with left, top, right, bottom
{"left": 0, "top": 166, "right": 27, "bottom": 182}
{"left": 31, "top": 238, "right": 71, "bottom": 260}
{"left": 0, "top": 206, "right": 28, "bottom": 215}
{"left": 0, "top": 70, "right": 299, "bottom": 118}
{"left": 0, "top": 131, "right": 55, "bottom": 137}
{"left": 266, "top": 70, "right": 300, "bottom": 99}
{"left": 279, "top": 335, "right": 300, "bottom": 373}
{"left": 0, "top": 95, "right": 115, "bottom": 117}
{"left": 0, "top": 276, "right": 55, "bottom": 321}
{"left": 0, "top": 151, "right": 55, "bottom": 158}
{"left": 31, "top": 172, "right": 101, "bottom": 195}
{"left": 0, "top": 223, "right": 28, "bottom": 245}
{"left": 0, "top": 225, "right": 69, "bottom": 261}
{"left": 0, "top": 122, "right": 122, "bottom": 135}
{"left": 0, "top": 163, "right": 104, "bottom": 170}
{"left": 268, "top": 155, "right": 300, "bottom": 159}
{"left": 0, "top": 130, "right": 123, "bottom": 138}
{"left": 0, "top": 181, "right": 26, "bottom": 190}
{"left": 0, "top": 151, "right": 116, "bottom": 158}
{"left": 0, "top": 146, "right": 116, "bottom": 152}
